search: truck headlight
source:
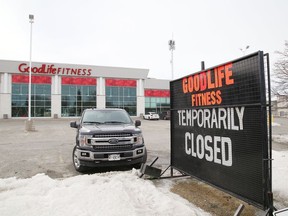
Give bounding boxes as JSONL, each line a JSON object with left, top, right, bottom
{"left": 78, "top": 135, "right": 92, "bottom": 147}
{"left": 133, "top": 133, "right": 143, "bottom": 145}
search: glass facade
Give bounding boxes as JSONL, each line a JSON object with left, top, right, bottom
{"left": 145, "top": 97, "right": 170, "bottom": 113}
{"left": 106, "top": 79, "right": 137, "bottom": 116}
{"left": 61, "top": 77, "right": 97, "bottom": 117}
{"left": 8, "top": 74, "right": 170, "bottom": 118}
{"left": 11, "top": 75, "right": 51, "bottom": 117}
{"left": 144, "top": 89, "right": 170, "bottom": 114}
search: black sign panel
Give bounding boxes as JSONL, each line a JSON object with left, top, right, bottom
{"left": 170, "top": 52, "right": 269, "bottom": 209}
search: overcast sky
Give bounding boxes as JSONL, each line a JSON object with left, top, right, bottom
{"left": 1, "top": 0, "right": 288, "bottom": 80}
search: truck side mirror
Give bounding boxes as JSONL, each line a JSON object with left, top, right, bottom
{"left": 70, "top": 121, "right": 78, "bottom": 128}
{"left": 135, "top": 120, "right": 141, "bottom": 127}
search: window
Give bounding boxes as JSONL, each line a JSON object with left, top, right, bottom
{"left": 61, "top": 77, "right": 97, "bottom": 117}
{"left": 144, "top": 89, "right": 170, "bottom": 114}
{"left": 12, "top": 83, "right": 51, "bottom": 117}
{"left": 106, "top": 86, "right": 137, "bottom": 116}
{"left": 145, "top": 97, "right": 170, "bottom": 113}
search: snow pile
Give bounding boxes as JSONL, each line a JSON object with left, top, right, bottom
{"left": 0, "top": 151, "right": 287, "bottom": 216}
{"left": 273, "top": 150, "right": 288, "bottom": 201}
{"left": 0, "top": 170, "right": 209, "bottom": 216}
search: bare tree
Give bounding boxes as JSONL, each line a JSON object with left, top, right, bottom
{"left": 273, "top": 41, "right": 288, "bottom": 95}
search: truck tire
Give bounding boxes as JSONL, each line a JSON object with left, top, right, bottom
{"left": 72, "top": 146, "right": 87, "bottom": 172}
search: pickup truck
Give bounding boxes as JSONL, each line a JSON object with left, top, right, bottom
{"left": 159, "top": 111, "right": 170, "bottom": 120}
{"left": 70, "top": 108, "right": 147, "bottom": 172}
{"left": 143, "top": 112, "right": 160, "bottom": 120}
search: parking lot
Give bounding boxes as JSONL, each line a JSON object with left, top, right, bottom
{"left": 0, "top": 116, "right": 287, "bottom": 179}
{"left": 0, "top": 117, "right": 171, "bottom": 179}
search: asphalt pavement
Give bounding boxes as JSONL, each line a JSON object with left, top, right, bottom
{"left": 0, "top": 116, "right": 287, "bottom": 179}
{"left": 0, "top": 117, "right": 170, "bottom": 179}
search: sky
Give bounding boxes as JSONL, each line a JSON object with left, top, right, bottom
{"left": 1, "top": 0, "right": 288, "bottom": 80}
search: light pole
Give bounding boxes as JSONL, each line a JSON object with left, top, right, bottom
{"left": 168, "top": 39, "right": 175, "bottom": 80}
{"left": 25, "top": 14, "right": 35, "bottom": 131}
{"left": 28, "top": 14, "right": 33, "bottom": 121}
{"left": 240, "top": 45, "right": 249, "bottom": 56}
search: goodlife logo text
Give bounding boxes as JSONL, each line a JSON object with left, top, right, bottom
{"left": 18, "top": 63, "right": 92, "bottom": 76}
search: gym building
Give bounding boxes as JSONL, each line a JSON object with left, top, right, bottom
{"left": 0, "top": 60, "right": 170, "bottom": 119}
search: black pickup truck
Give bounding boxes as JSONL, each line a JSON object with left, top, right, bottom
{"left": 70, "top": 108, "right": 147, "bottom": 172}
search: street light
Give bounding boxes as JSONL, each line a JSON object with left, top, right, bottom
{"left": 28, "top": 14, "right": 33, "bottom": 121}
{"left": 240, "top": 45, "right": 250, "bottom": 56}
{"left": 168, "top": 39, "right": 175, "bottom": 80}
{"left": 25, "top": 14, "right": 35, "bottom": 131}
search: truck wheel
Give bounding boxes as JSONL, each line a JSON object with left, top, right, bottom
{"left": 72, "top": 146, "right": 87, "bottom": 172}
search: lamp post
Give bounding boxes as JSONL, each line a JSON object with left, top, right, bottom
{"left": 168, "top": 39, "right": 175, "bottom": 80}
{"left": 240, "top": 45, "right": 249, "bottom": 56}
{"left": 25, "top": 14, "right": 35, "bottom": 131}
{"left": 28, "top": 14, "right": 33, "bottom": 121}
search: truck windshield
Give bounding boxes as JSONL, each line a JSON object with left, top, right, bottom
{"left": 82, "top": 110, "right": 133, "bottom": 124}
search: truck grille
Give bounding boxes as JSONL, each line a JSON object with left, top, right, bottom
{"left": 93, "top": 144, "right": 133, "bottom": 150}
{"left": 93, "top": 133, "right": 132, "bottom": 138}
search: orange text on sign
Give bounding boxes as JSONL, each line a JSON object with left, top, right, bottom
{"left": 182, "top": 63, "right": 234, "bottom": 107}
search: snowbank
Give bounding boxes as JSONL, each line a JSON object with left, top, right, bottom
{"left": 0, "top": 170, "right": 209, "bottom": 216}
{"left": 0, "top": 150, "right": 287, "bottom": 216}
{"left": 273, "top": 150, "right": 288, "bottom": 202}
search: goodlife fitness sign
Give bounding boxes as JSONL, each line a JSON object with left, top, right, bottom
{"left": 170, "top": 51, "right": 270, "bottom": 209}
{"left": 18, "top": 63, "right": 92, "bottom": 76}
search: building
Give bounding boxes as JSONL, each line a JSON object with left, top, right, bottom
{"left": 0, "top": 60, "right": 170, "bottom": 119}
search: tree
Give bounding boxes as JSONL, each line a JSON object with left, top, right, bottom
{"left": 273, "top": 41, "right": 288, "bottom": 95}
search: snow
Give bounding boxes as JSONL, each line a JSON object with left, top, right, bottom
{"left": 0, "top": 170, "right": 210, "bottom": 216}
{"left": 1, "top": 150, "right": 287, "bottom": 216}
{"left": 273, "top": 150, "right": 288, "bottom": 202}
{"left": 272, "top": 120, "right": 288, "bottom": 207}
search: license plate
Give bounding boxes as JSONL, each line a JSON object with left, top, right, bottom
{"left": 108, "top": 154, "right": 120, "bottom": 161}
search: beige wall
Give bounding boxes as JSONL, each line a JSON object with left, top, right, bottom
{"left": 0, "top": 59, "right": 171, "bottom": 118}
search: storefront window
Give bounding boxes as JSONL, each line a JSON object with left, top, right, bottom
{"left": 145, "top": 97, "right": 170, "bottom": 113}
{"left": 144, "top": 89, "right": 170, "bottom": 114}
{"left": 61, "top": 77, "right": 96, "bottom": 117}
{"left": 105, "top": 79, "right": 137, "bottom": 116}
{"left": 11, "top": 75, "right": 51, "bottom": 117}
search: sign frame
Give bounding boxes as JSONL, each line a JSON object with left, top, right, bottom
{"left": 170, "top": 51, "right": 272, "bottom": 210}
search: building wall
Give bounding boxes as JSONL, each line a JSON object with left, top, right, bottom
{"left": 0, "top": 73, "right": 12, "bottom": 118}
{"left": 97, "top": 77, "right": 105, "bottom": 109}
{"left": 51, "top": 75, "right": 61, "bottom": 118}
{"left": 0, "top": 60, "right": 149, "bottom": 79}
{"left": 144, "top": 78, "right": 170, "bottom": 90}
{"left": 0, "top": 59, "right": 170, "bottom": 119}
{"left": 137, "top": 79, "right": 145, "bottom": 116}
